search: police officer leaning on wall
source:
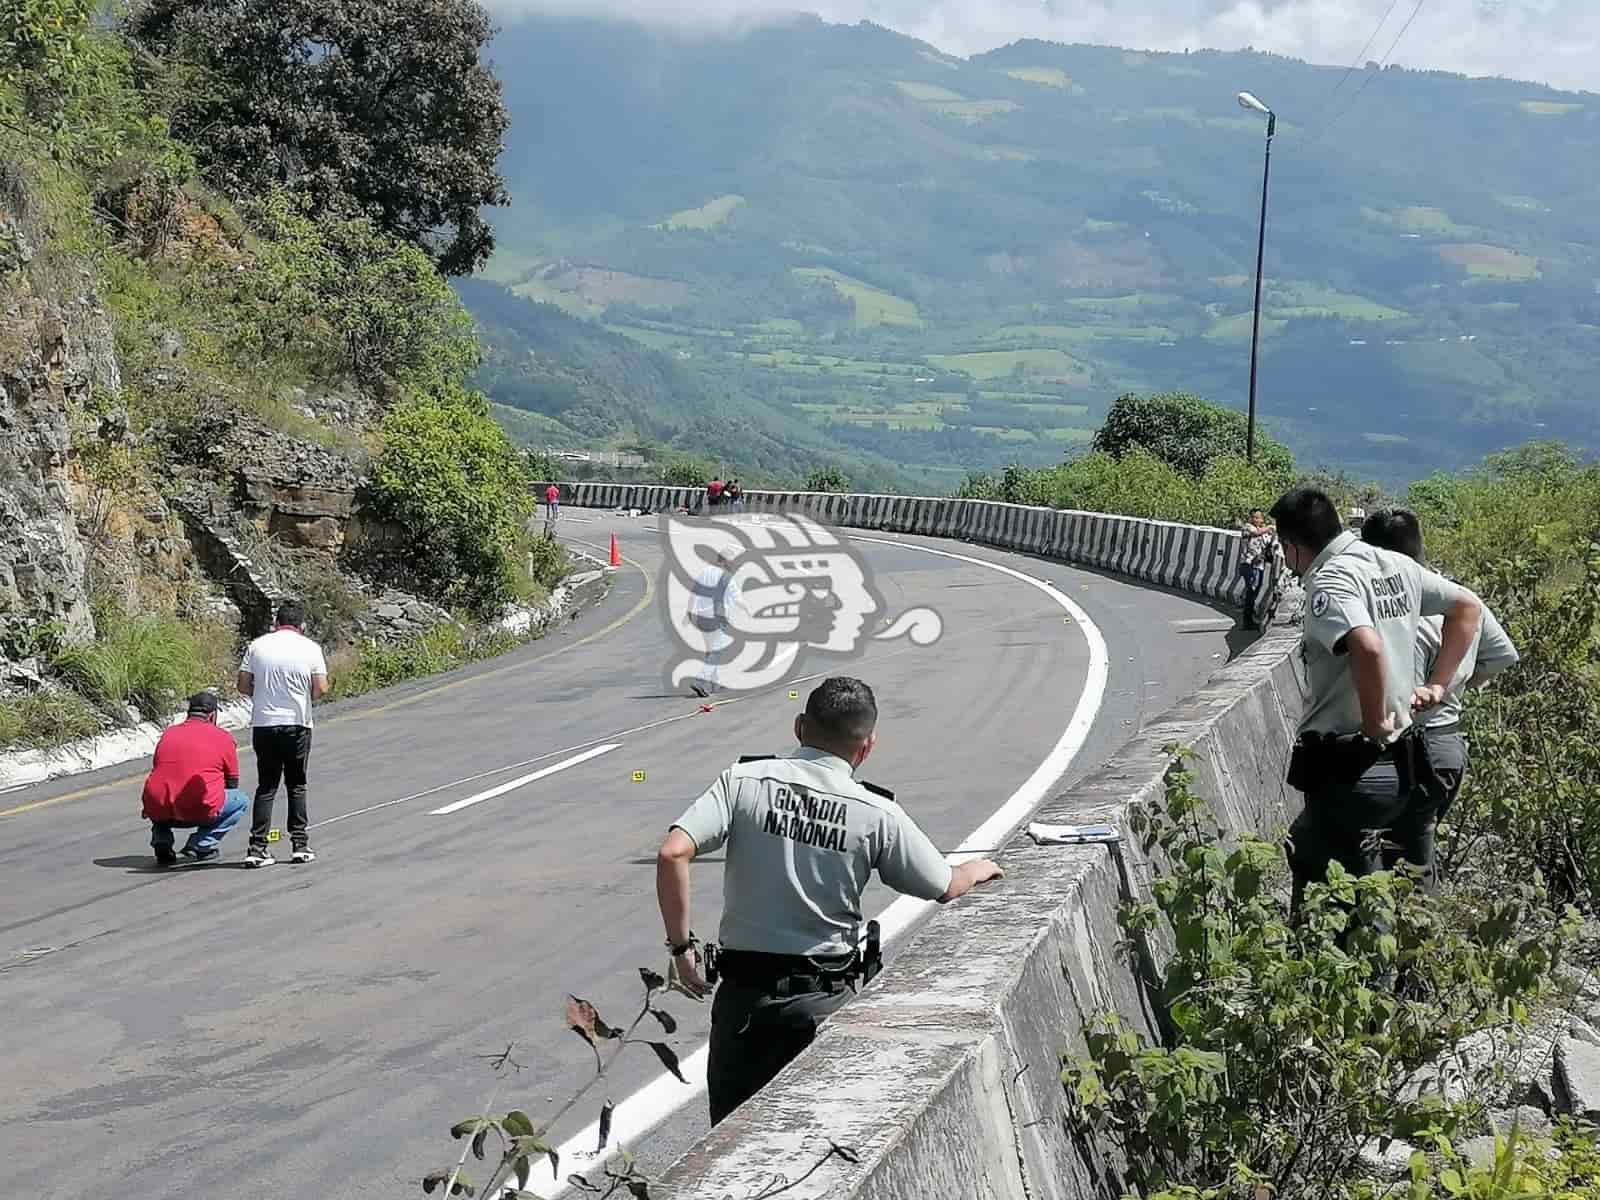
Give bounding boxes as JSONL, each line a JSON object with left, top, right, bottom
{"left": 1359, "top": 508, "right": 1520, "bottom": 864}
{"left": 1270, "top": 487, "right": 1483, "bottom": 915}
{"left": 655, "top": 676, "right": 1005, "bottom": 1127}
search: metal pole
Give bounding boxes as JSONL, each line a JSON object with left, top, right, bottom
{"left": 1245, "top": 110, "right": 1275, "bottom": 465}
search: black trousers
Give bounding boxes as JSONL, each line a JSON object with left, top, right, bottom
{"left": 706, "top": 975, "right": 854, "bottom": 1126}
{"left": 250, "top": 725, "right": 312, "bottom": 848}
{"left": 1287, "top": 756, "right": 1418, "bottom": 916}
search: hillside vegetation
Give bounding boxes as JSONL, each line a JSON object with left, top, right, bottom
{"left": 0, "top": 0, "right": 559, "bottom": 747}
{"left": 470, "top": 13, "right": 1600, "bottom": 487}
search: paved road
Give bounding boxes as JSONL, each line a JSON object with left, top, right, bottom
{"left": 0, "top": 517, "right": 1247, "bottom": 1199}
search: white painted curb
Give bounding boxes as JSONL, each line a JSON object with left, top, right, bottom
{"left": 0, "top": 699, "right": 254, "bottom": 790}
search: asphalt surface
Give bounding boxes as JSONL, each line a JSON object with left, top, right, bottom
{"left": 0, "top": 515, "right": 1249, "bottom": 1199}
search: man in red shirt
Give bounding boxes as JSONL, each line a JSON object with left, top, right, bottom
{"left": 543, "top": 482, "right": 560, "bottom": 535}
{"left": 141, "top": 692, "right": 248, "bottom": 866}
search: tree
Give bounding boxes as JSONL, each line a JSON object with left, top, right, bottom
{"left": 358, "top": 385, "right": 532, "bottom": 616}
{"left": 1091, "top": 391, "right": 1295, "bottom": 483}
{"left": 804, "top": 464, "right": 849, "bottom": 493}
{"left": 127, "top": 0, "right": 510, "bottom": 275}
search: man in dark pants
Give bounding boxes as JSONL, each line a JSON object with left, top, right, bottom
{"left": 656, "top": 677, "right": 1005, "bottom": 1126}
{"left": 1360, "top": 509, "right": 1519, "bottom": 881}
{"left": 237, "top": 600, "right": 329, "bottom": 868}
{"left": 1270, "top": 488, "right": 1482, "bottom": 916}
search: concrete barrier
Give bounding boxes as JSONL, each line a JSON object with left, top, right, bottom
{"left": 653, "top": 624, "right": 1305, "bottom": 1199}
{"left": 540, "top": 482, "right": 1285, "bottom": 624}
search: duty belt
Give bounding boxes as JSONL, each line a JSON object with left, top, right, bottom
{"left": 706, "top": 921, "right": 883, "bottom": 993}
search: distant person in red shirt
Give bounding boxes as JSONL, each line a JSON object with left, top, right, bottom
{"left": 543, "top": 482, "right": 560, "bottom": 534}
{"left": 140, "top": 692, "right": 248, "bottom": 866}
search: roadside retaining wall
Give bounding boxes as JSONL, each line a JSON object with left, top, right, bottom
{"left": 654, "top": 622, "right": 1306, "bottom": 1200}
{"left": 539, "top": 482, "right": 1284, "bottom": 623}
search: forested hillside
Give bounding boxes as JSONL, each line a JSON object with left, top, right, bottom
{"left": 468, "top": 12, "right": 1600, "bottom": 485}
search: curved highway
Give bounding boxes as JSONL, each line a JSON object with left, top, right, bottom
{"left": 0, "top": 515, "right": 1245, "bottom": 1199}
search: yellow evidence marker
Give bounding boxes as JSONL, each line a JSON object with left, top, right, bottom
{"left": 632, "top": 770, "right": 646, "bottom": 783}
{"left": 266, "top": 829, "right": 282, "bottom": 843}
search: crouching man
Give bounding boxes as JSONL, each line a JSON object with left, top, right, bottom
{"left": 141, "top": 692, "right": 248, "bottom": 865}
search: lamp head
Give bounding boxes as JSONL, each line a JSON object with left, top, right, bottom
{"left": 1237, "top": 91, "right": 1271, "bottom": 115}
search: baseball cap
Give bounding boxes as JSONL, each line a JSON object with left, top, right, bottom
{"left": 186, "top": 692, "right": 220, "bottom": 717}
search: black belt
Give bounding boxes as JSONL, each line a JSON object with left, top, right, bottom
{"left": 717, "top": 947, "right": 855, "bottom": 989}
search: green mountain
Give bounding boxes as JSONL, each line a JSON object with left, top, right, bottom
{"left": 467, "top": 13, "right": 1600, "bottom": 486}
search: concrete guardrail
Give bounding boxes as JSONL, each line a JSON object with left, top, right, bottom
{"left": 541, "top": 481, "right": 1304, "bottom": 1198}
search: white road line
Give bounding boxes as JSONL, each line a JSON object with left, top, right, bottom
{"left": 428, "top": 745, "right": 622, "bottom": 815}
{"left": 525, "top": 535, "right": 1111, "bottom": 1198}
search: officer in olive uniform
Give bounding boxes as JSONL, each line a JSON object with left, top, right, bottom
{"left": 655, "top": 676, "right": 1005, "bottom": 1126}
{"left": 1269, "top": 487, "right": 1483, "bottom": 914}
{"left": 1360, "top": 509, "right": 1519, "bottom": 872}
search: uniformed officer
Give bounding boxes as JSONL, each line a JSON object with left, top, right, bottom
{"left": 1360, "top": 508, "right": 1520, "bottom": 876}
{"left": 655, "top": 676, "right": 1005, "bottom": 1126}
{"left": 1268, "top": 487, "right": 1483, "bottom": 915}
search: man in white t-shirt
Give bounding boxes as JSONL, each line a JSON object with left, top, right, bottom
{"left": 237, "top": 600, "right": 329, "bottom": 868}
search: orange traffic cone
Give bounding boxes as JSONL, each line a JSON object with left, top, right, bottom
{"left": 609, "top": 533, "right": 621, "bottom": 568}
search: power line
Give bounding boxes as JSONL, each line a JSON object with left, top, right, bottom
{"left": 1322, "top": 0, "right": 1404, "bottom": 113}
{"left": 1305, "top": 0, "right": 1431, "bottom": 150}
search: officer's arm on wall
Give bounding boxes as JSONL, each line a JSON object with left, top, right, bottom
{"left": 1468, "top": 603, "right": 1520, "bottom": 688}
{"left": 875, "top": 813, "right": 955, "bottom": 902}
{"left": 670, "top": 772, "right": 734, "bottom": 856}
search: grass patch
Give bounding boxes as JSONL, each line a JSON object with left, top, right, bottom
{"left": 791, "top": 267, "right": 922, "bottom": 328}
{"left": 1005, "top": 67, "right": 1077, "bottom": 91}
{"left": 1362, "top": 432, "right": 1410, "bottom": 445}
{"left": 659, "top": 194, "right": 745, "bottom": 231}
{"left": 752, "top": 318, "right": 804, "bottom": 335}
{"left": 930, "top": 99, "right": 1020, "bottom": 124}
{"left": 928, "top": 348, "right": 1090, "bottom": 383}
{"left": 0, "top": 690, "right": 105, "bottom": 749}
{"left": 1081, "top": 218, "right": 1126, "bottom": 234}
{"left": 1498, "top": 194, "right": 1548, "bottom": 213}
{"left": 1045, "top": 427, "right": 1096, "bottom": 443}
{"left": 1437, "top": 243, "right": 1541, "bottom": 280}
{"left": 51, "top": 608, "right": 236, "bottom": 724}
{"left": 327, "top": 623, "right": 515, "bottom": 700}
{"left": 1361, "top": 205, "right": 1471, "bottom": 237}
{"left": 894, "top": 81, "right": 965, "bottom": 102}
{"left": 604, "top": 323, "right": 696, "bottom": 351}
{"left": 1519, "top": 100, "right": 1583, "bottom": 116}
{"left": 509, "top": 278, "right": 601, "bottom": 317}
{"left": 971, "top": 426, "right": 1036, "bottom": 442}
{"left": 1267, "top": 284, "right": 1408, "bottom": 321}
{"left": 1206, "top": 313, "right": 1287, "bottom": 340}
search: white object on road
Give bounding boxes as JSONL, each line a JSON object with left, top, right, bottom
{"left": 429, "top": 744, "right": 621, "bottom": 815}
{"left": 1025, "top": 822, "right": 1121, "bottom": 846}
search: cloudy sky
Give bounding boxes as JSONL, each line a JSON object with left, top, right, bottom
{"left": 488, "top": 1, "right": 1599, "bottom": 93}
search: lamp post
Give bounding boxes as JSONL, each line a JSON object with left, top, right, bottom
{"left": 1238, "top": 91, "right": 1275, "bottom": 465}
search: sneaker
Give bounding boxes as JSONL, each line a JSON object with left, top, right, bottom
{"left": 181, "top": 845, "right": 220, "bottom": 864}
{"left": 688, "top": 681, "right": 709, "bottom": 698}
{"left": 291, "top": 845, "right": 316, "bottom": 864}
{"left": 153, "top": 846, "right": 178, "bottom": 867}
{"left": 244, "top": 845, "right": 276, "bottom": 868}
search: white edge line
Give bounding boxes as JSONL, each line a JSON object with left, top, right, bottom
{"left": 524, "top": 535, "right": 1110, "bottom": 1197}
{"left": 429, "top": 745, "right": 622, "bottom": 815}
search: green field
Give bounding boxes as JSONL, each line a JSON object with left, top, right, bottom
{"left": 1519, "top": 100, "right": 1583, "bottom": 116}
{"left": 894, "top": 81, "right": 965, "bottom": 102}
{"left": 661, "top": 194, "right": 745, "bottom": 230}
{"left": 1005, "top": 66, "right": 1073, "bottom": 89}
{"left": 509, "top": 278, "right": 601, "bottom": 317}
{"left": 1206, "top": 313, "right": 1287, "bottom": 340}
{"left": 791, "top": 267, "right": 923, "bottom": 328}
{"left": 931, "top": 99, "right": 1020, "bottom": 123}
{"left": 1437, "top": 243, "right": 1541, "bottom": 280}
{"left": 1361, "top": 206, "right": 1472, "bottom": 237}
{"left": 928, "top": 348, "right": 1090, "bottom": 382}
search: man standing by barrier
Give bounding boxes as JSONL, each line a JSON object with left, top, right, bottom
{"left": 1360, "top": 508, "right": 1519, "bottom": 862}
{"left": 543, "top": 482, "right": 560, "bottom": 537}
{"left": 1238, "top": 508, "right": 1276, "bottom": 631}
{"left": 141, "top": 692, "right": 248, "bottom": 865}
{"left": 238, "top": 600, "right": 329, "bottom": 868}
{"left": 1270, "top": 487, "right": 1482, "bottom": 912}
{"left": 655, "top": 677, "right": 1004, "bottom": 1126}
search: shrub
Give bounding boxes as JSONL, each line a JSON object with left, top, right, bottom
{"left": 359, "top": 384, "right": 533, "bottom": 617}
{"left": 1093, "top": 391, "right": 1295, "bottom": 484}
{"left": 51, "top": 606, "right": 231, "bottom": 722}
{"left": 804, "top": 464, "right": 850, "bottom": 493}
{"left": 661, "top": 457, "right": 713, "bottom": 488}
{"left": 0, "top": 689, "right": 104, "bottom": 748}
{"left": 1064, "top": 749, "right": 1576, "bottom": 1200}
{"left": 327, "top": 623, "right": 522, "bottom": 701}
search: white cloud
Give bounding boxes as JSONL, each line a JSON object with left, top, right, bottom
{"left": 486, "top": 1, "right": 1600, "bottom": 93}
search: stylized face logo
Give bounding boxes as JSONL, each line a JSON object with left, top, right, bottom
{"left": 658, "top": 511, "right": 938, "bottom": 693}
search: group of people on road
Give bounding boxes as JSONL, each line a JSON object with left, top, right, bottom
{"left": 705, "top": 477, "right": 744, "bottom": 511}
{"left": 141, "top": 600, "right": 328, "bottom": 868}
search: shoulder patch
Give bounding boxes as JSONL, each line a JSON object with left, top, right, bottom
{"left": 1311, "top": 590, "right": 1330, "bottom": 618}
{"left": 737, "top": 755, "right": 777, "bottom": 764}
{"left": 859, "top": 780, "right": 895, "bottom": 801}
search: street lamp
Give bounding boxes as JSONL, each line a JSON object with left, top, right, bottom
{"left": 1237, "top": 91, "right": 1276, "bottom": 464}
